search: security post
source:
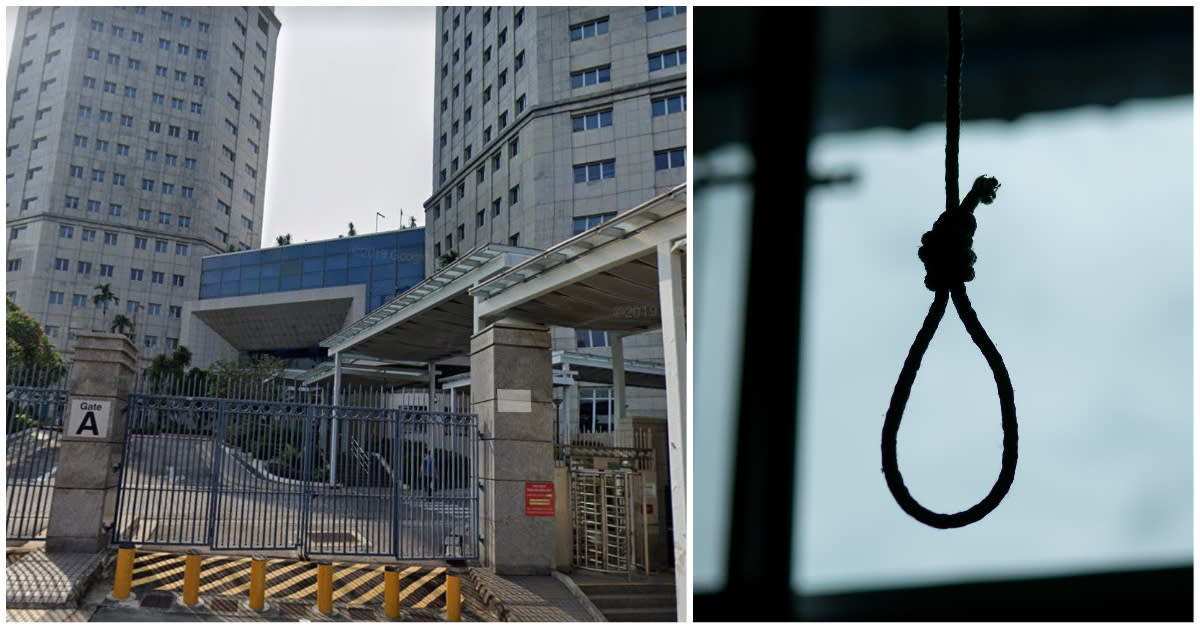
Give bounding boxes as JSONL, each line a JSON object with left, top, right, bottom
{"left": 46, "top": 333, "right": 138, "bottom": 553}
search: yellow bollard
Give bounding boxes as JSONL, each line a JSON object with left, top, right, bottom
{"left": 182, "top": 552, "right": 203, "bottom": 606}
{"left": 445, "top": 573, "right": 462, "bottom": 622}
{"left": 384, "top": 565, "right": 400, "bottom": 619}
{"left": 316, "top": 562, "right": 333, "bottom": 615}
{"left": 112, "top": 542, "right": 136, "bottom": 600}
{"left": 248, "top": 555, "right": 267, "bottom": 611}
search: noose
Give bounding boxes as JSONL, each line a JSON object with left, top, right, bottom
{"left": 881, "top": 7, "right": 1018, "bottom": 529}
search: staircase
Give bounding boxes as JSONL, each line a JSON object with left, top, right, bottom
{"left": 574, "top": 576, "right": 677, "bottom": 622}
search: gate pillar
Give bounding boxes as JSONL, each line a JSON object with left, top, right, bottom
{"left": 45, "top": 333, "right": 138, "bottom": 553}
{"left": 470, "top": 321, "right": 554, "bottom": 574}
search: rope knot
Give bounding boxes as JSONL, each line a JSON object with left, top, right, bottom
{"left": 918, "top": 175, "right": 1000, "bottom": 291}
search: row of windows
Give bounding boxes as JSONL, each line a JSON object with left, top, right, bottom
{"left": 646, "top": 6, "right": 687, "bottom": 21}
{"left": 438, "top": 91, "right": 680, "bottom": 187}
{"left": 54, "top": 224, "right": 191, "bottom": 255}
{"left": 40, "top": 268, "right": 187, "bottom": 291}
{"left": 44, "top": 290, "right": 185, "bottom": 320}
{"left": 59, "top": 198, "right": 194, "bottom": 228}
{"left": 84, "top": 47, "right": 209, "bottom": 87}
{"left": 93, "top": 9, "right": 210, "bottom": 32}
{"left": 76, "top": 106, "right": 203, "bottom": 141}
{"left": 35, "top": 321, "right": 179, "bottom": 350}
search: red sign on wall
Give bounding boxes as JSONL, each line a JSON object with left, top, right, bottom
{"left": 525, "top": 482, "right": 555, "bottom": 516}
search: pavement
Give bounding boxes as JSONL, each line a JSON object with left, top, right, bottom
{"left": 5, "top": 546, "right": 605, "bottom": 622}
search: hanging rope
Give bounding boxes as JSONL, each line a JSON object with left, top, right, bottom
{"left": 881, "top": 7, "right": 1018, "bottom": 529}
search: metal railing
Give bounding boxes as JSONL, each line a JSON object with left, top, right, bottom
{"left": 6, "top": 363, "right": 72, "bottom": 541}
{"left": 571, "top": 468, "right": 644, "bottom": 573}
{"left": 114, "top": 373, "right": 479, "bottom": 560}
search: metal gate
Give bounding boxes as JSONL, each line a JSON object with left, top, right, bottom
{"left": 114, "top": 375, "right": 478, "bottom": 560}
{"left": 570, "top": 468, "right": 645, "bottom": 573}
{"left": 6, "top": 364, "right": 71, "bottom": 541}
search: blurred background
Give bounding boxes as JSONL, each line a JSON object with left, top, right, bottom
{"left": 694, "top": 7, "right": 1193, "bottom": 621}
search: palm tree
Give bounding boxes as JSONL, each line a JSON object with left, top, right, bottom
{"left": 347, "top": 222, "right": 357, "bottom": 236}
{"left": 276, "top": 233, "right": 292, "bottom": 246}
{"left": 110, "top": 314, "right": 134, "bottom": 339}
{"left": 92, "top": 283, "right": 119, "bottom": 332}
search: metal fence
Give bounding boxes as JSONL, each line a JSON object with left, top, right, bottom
{"left": 114, "top": 374, "right": 478, "bottom": 560}
{"left": 570, "top": 468, "right": 646, "bottom": 574}
{"left": 6, "top": 363, "right": 72, "bottom": 541}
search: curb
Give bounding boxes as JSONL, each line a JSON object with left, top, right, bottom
{"left": 550, "top": 570, "right": 608, "bottom": 622}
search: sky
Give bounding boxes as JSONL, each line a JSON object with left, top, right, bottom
{"left": 696, "top": 95, "right": 1194, "bottom": 594}
{"left": 5, "top": 6, "right": 437, "bottom": 245}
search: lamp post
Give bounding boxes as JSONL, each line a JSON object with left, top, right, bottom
{"left": 552, "top": 386, "right": 564, "bottom": 462}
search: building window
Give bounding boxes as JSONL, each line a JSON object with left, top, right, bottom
{"left": 104, "top": 232, "right": 118, "bottom": 245}
{"left": 142, "top": 178, "right": 155, "bottom": 191}
{"left": 191, "top": 102, "right": 203, "bottom": 114}
{"left": 654, "top": 147, "right": 686, "bottom": 170}
{"left": 81, "top": 229, "right": 96, "bottom": 242}
{"left": 515, "top": 50, "right": 525, "bottom": 72}
{"left": 155, "top": 240, "right": 168, "bottom": 253}
{"left": 570, "top": 65, "right": 611, "bottom": 89}
{"left": 144, "top": 336, "right": 157, "bottom": 349}
{"left": 73, "top": 294, "right": 88, "bottom": 307}
{"left": 509, "top": 185, "right": 520, "bottom": 205}
{"left": 135, "top": 237, "right": 148, "bottom": 250}
{"left": 484, "top": 46, "right": 492, "bottom": 64}
{"left": 493, "top": 198, "right": 502, "bottom": 216}
{"left": 166, "top": 337, "right": 179, "bottom": 350}
{"left": 99, "top": 264, "right": 114, "bottom": 278}
{"left": 578, "top": 387, "right": 614, "bottom": 432}
{"left": 576, "top": 329, "right": 611, "bottom": 349}
{"left": 147, "top": 303, "right": 162, "bottom": 317}
{"left": 168, "top": 125, "right": 181, "bottom": 138}
{"left": 509, "top": 138, "right": 519, "bottom": 158}
{"left": 648, "top": 47, "right": 687, "bottom": 72}
{"left": 646, "top": 6, "right": 686, "bottom": 21}
{"left": 516, "top": 95, "right": 525, "bottom": 114}
{"left": 10, "top": 227, "right": 27, "bottom": 241}
{"left": 187, "top": 130, "right": 200, "bottom": 142}
{"left": 185, "top": 158, "right": 197, "bottom": 169}
{"left": 59, "top": 225, "right": 74, "bottom": 239}
{"left": 509, "top": 233, "right": 520, "bottom": 246}
{"left": 6, "top": 259, "right": 20, "bottom": 272}
{"left": 499, "top": 69, "right": 507, "bottom": 87}
{"left": 492, "top": 152, "right": 501, "bottom": 172}
{"left": 70, "top": 165, "right": 84, "bottom": 178}
{"left": 169, "top": 306, "right": 182, "bottom": 319}
{"left": 477, "top": 209, "right": 485, "bottom": 227}
{"left": 573, "top": 160, "right": 616, "bottom": 183}
{"left": 499, "top": 111, "right": 508, "bottom": 129}
{"left": 176, "top": 243, "right": 189, "bottom": 256}
{"left": 55, "top": 258, "right": 70, "bottom": 272}
{"left": 66, "top": 196, "right": 80, "bottom": 209}
{"left": 457, "top": 224, "right": 465, "bottom": 242}
{"left": 49, "top": 292, "right": 65, "bottom": 305}
{"left": 159, "top": 212, "right": 172, "bottom": 224}
{"left": 165, "top": 154, "right": 178, "bottom": 166}
{"left": 181, "top": 186, "right": 194, "bottom": 198}
{"left": 130, "top": 268, "right": 145, "bottom": 281}
{"left": 77, "top": 261, "right": 93, "bottom": 275}
{"left": 113, "top": 173, "right": 126, "bottom": 186}
{"left": 483, "top": 86, "right": 492, "bottom": 103}
{"left": 498, "top": 27, "right": 507, "bottom": 47}
{"left": 215, "top": 228, "right": 227, "bottom": 243}
{"left": 91, "top": 169, "right": 105, "bottom": 182}
{"left": 572, "top": 109, "right": 613, "bottom": 131}
{"left": 570, "top": 17, "right": 609, "bottom": 41}
{"left": 128, "top": 58, "right": 141, "bottom": 70}
{"left": 652, "top": 93, "right": 687, "bottom": 117}
{"left": 161, "top": 183, "right": 175, "bottom": 195}
{"left": 173, "top": 274, "right": 185, "bottom": 287}
{"left": 179, "top": 216, "right": 191, "bottom": 227}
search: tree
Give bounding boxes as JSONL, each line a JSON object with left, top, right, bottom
{"left": 92, "top": 283, "right": 119, "bottom": 332}
{"left": 276, "top": 233, "right": 292, "bottom": 246}
{"left": 149, "top": 345, "right": 194, "bottom": 383}
{"left": 6, "top": 298, "right": 67, "bottom": 373}
{"left": 110, "top": 314, "right": 134, "bottom": 339}
{"left": 440, "top": 250, "right": 459, "bottom": 267}
{"left": 347, "top": 222, "right": 357, "bottom": 236}
{"left": 409, "top": 217, "right": 417, "bottom": 228}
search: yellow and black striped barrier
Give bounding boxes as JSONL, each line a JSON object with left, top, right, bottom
{"left": 128, "top": 550, "right": 448, "bottom": 608}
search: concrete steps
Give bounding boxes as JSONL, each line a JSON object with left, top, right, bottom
{"left": 576, "top": 581, "right": 676, "bottom": 622}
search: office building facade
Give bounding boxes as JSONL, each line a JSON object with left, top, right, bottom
{"left": 5, "top": 6, "right": 280, "bottom": 360}
{"left": 425, "top": 6, "right": 686, "bottom": 429}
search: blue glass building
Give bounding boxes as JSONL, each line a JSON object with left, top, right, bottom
{"left": 199, "top": 229, "right": 425, "bottom": 312}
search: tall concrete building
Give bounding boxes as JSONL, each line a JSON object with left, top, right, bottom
{"left": 5, "top": 6, "right": 280, "bottom": 361}
{"left": 424, "top": 6, "right": 686, "bottom": 426}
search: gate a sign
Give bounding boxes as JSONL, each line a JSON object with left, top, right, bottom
{"left": 67, "top": 398, "right": 111, "bottom": 439}
{"left": 525, "top": 481, "right": 555, "bottom": 516}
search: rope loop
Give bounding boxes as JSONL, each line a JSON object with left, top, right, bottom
{"left": 882, "top": 7, "right": 1017, "bottom": 529}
